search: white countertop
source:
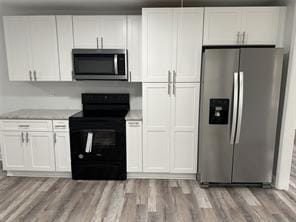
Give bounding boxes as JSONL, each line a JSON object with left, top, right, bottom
{"left": 125, "top": 110, "right": 142, "bottom": 121}
{"left": 0, "top": 109, "right": 80, "bottom": 120}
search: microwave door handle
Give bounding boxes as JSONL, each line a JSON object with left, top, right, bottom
{"left": 114, "top": 54, "right": 118, "bottom": 75}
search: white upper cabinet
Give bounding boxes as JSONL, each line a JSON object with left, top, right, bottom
{"left": 174, "top": 8, "right": 203, "bottom": 82}
{"left": 203, "top": 7, "right": 285, "bottom": 45}
{"left": 142, "top": 8, "right": 203, "bottom": 83}
{"left": 29, "top": 16, "right": 60, "bottom": 81}
{"left": 3, "top": 17, "right": 32, "bottom": 81}
{"left": 56, "top": 16, "right": 74, "bottom": 81}
{"left": 73, "top": 16, "right": 100, "bottom": 48}
{"left": 100, "top": 16, "right": 127, "bottom": 49}
{"left": 142, "top": 8, "right": 174, "bottom": 82}
{"left": 242, "top": 7, "right": 280, "bottom": 45}
{"left": 3, "top": 16, "right": 60, "bottom": 81}
{"left": 203, "top": 8, "right": 242, "bottom": 45}
{"left": 127, "top": 16, "right": 142, "bottom": 82}
{"left": 73, "top": 16, "right": 127, "bottom": 49}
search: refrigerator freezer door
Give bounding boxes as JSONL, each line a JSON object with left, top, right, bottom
{"left": 232, "top": 48, "right": 283, "bottom": 183}
{"left": 199, "top": 49, "right": 240, "bottom": 183}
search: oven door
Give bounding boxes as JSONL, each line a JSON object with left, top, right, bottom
{"left": 70, "top": 118, "right": 126, "bottom": 163}
{"left": 73, "top": 49, "right": 128, "bottom": 80}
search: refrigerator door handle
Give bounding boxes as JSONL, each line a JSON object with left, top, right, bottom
{"left": 230, "top": 72, "right": 239, "bottom": 144}
{"left": 235, "top": 71, "right": 244, "bottom": 144}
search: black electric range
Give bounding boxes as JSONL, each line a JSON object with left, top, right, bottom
{"left": 69, "top": 94, "right": 129, "bottom": 180}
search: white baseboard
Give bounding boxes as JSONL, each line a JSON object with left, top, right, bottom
{"left": 6, "top": 171, "right": 196, "bottom": 180}
{"left": 127, "top": 172, "right": 196, "bottom": 180}
{"left": 7, "top": 171, "right": 71, "bottom": 178}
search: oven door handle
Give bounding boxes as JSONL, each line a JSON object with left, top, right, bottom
{"left": 85, "top": 132, "right": 93, "bottom": 153}
{"left": 114, "top": 54, "right": 118, "bottom": 75}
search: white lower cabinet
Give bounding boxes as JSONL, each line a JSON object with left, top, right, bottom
{"left": 0, "top": 119, "right": 71, "bottom": 174}
{"left": 143, "top": 83, "right": 199, "bottom": 173}
{"left": 126, "top": 121, "right": 142, "bottom": 172}
{"left": 0, "top": 132, "right": 26, "bottom": 171}
{"left": 27, "top": 132, "right": 55, "bottom": 171}
{"left": 170, "top": 83, "right": 199, "bottom": 173}
{"left": 54, "top": 132, "right": 71, "bottom": 172}
{"left": 0, "top": 131, "right": 55, "bottom": 171}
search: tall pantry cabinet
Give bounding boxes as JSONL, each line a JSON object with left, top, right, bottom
{"left": 142, "top": 8, "right": 202, "bottom": 174}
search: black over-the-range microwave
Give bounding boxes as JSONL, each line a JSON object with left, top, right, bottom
{"left": 72, "top": 49, "right": 128, "bottom": 80}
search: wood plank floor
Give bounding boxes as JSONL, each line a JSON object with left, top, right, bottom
{"left": 0, "top": 152, "right": 295, "bottom": 222}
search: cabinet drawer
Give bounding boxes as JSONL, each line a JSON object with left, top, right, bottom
{"left": 53, "top": 120, "right": 69, "bottom": 132}
{"left": 0, "top": 120, "right": 53, "bottom": 131}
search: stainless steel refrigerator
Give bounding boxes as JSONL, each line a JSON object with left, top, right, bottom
{"left": 198, "top": 47, "right": 283, "bottom": 187}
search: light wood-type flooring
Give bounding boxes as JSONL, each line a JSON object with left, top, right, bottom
{"left": 0, "top": 150, "right": 295, "bottom": 222}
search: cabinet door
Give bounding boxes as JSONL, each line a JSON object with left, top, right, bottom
{"left": 242, "top": 7, "right": 280, "bottom": 45}
{"left": 27, "top": 132, "right": 55, "bottom": 171}
{"left": 3, "top": 16, "right": 32, "bottom": 81}
{"left": 54, "top": 132, "right": 71, "bottom": 172}
{"left": 127, "top": 16, "right": 142, "bottom": 82}
{"left": 170, "top": 83, "right": 199, "bottom": 173}
{"left": 0, "top": 132, "right": 27, "bottom": 171}
{"left": 126, "top": 121, "right": 142, "bottom": 172}
{"left": 174, "top": 8, "right": 203, "bottom": 82}
{"left": 203, "top": 8, "right": 243, "bottom": 45}
{"left": 100, "top": 16, "right": 127, "bottom": 49}
{"left": 142, "top": 8, "right": 175, "bottom": 82}
{"left": 29, "top": 16, "right": 60, "bottom": 81}
{"left": 143, "top": 83, "right": 171, "bottom": 172}
{"left": 56, "top": 16, "right": 73, "bottom": 81}
{"left": 73, "top": 16, "right": 100, "bottom": 48}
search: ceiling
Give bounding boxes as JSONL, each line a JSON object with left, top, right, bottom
{"left": 0, "top": 0, "right": 284, "bottom": 13}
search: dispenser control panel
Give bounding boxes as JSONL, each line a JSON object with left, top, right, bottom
{"left": 209, "top": 99, "right": 229, "bottom": 125}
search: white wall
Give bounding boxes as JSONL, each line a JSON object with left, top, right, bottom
{"left": 275, "top": 0, "right": 296, "bottom": 190}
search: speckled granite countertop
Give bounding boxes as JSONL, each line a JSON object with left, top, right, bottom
{"left": 0, "top": 109, "right": 80, "bottom": 120}
{"left": 125, "top": 110, "right": 142, "bottom": 121}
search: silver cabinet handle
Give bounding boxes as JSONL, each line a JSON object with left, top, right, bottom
{"left": 230, "top": 72, "right": 239, "bottom": 144}
{"left": 168, "top": 70, "right": 172, "bottom": 83}
{"left": 168, "top": 83, "right": 171, "bottom": 95}
{"left": 21, "top": 132, "right": 25, "bottom": 143}
{"left": 128, "top": 122, "right": 140, "bottom": 127}
{"left": 18, "top": 124, "right": 29, "bottom": 128}
{"left": 173, "top": 70, "right": 176, "bottom": 83}
{"left": 26, "top": 132, "right": 29, "bottom": 143}
{"left": 29, "top": 70, "right": 32, "bottom": 81}
{"left": 242, "top": 32, "right": 246, "bottom": 44}
{"left": 33, "top": 70, "right": 37, "bottom": 81}
{"left": 172, "top": 84, "right": 175, "bottom": 95}
{"left": 173, "top": 70, "right": 176, "bottom": 95}
{"left": 101, "top": 37, "right": 103, "bottom": 49}
{"left": 235, "top": 72, "right": 244, "bottom": 144}
{"left": 96, "top": 37, "right": 99, "bottom": 48}
{"left": 53, "top": 133, "right": 57, "bottom": 144}
{"left": 55, "top": 125, "right": 66, "bottom": 128}
{"left": 237, "top": 32, "right": 241, "bottom": 44}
